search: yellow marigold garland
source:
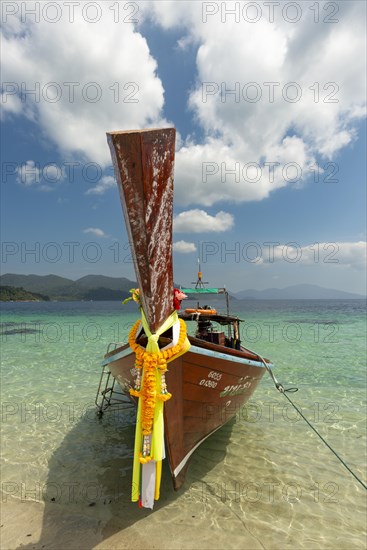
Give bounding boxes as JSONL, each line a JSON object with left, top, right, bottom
{"left": 128, "top": 318, "right": 187, "bottom": 463}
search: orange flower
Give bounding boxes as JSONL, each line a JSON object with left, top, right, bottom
{"left": 128, "top": 318, "right": 187, "bottom": 448}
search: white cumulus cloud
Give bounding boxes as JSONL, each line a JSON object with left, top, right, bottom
{"left": 86, "top": 175, "right": 116, "bottom": 195}
{"left": 16, "top": 160, "right": 41, "bottom": 187}
{"left": 83, "top": 227, "right": 108, "bottom": 238}
{"left": 174, "top": 209, "right": 234, "bottom": 232}
{"left": 148, "top": 0, "right": 366, "bottom": 206}
{"left": 16, "top": 160, "right": 65, "bottom": 191}
{"left": 1, "top": 3, "right": 167, "bottom": 166}
{"left": 173, "top": 240, "right": 197, "bottom": 253}
{"left": 266, "top": 241, "right": 366, "bottom": 270}
{"left": 3, "top": 1, "right": 366, "bottom": 208}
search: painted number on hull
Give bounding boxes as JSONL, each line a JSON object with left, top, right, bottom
{"left": 199, "top": 370, "right": 222, "bottom": 389}
{"left": 199, "top": 379, "right": 217, "bottom": 388}
{"left": 220, "top": 378, "right": 252, "bottom": 397}
{"left": 208, "top": 371, "right": 222, "bottom": 381}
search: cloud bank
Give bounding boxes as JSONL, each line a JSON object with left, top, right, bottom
{"left": 1, "top": 3, "right": 166, "bottom": 165}
{"left": 148, "top": 0, "right": 366, "bottom": 206}
{"left": 2, "top": 1, "right": 366, "bottom": 209}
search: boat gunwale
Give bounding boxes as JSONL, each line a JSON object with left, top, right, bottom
{"left": 102, "top": 338, "right": 272, "bottom": 369}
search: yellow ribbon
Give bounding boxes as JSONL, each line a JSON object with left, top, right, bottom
{"left": 130, "top": 309, "right": 190, "bottom": 503}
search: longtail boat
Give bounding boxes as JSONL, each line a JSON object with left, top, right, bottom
{"left": 97, "top": 128, "right": 271, "bottom": 509}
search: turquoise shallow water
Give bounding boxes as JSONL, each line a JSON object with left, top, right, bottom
{"left": 1, "top": 299, "right": 366, "bottom": 549}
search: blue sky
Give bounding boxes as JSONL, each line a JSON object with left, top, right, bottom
{"left": 1, "top": 1, "right": 366, "bottom": 293}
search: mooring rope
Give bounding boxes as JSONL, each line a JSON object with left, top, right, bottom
{"left": 249, "top": 349, "right": 367, "bottom": 491}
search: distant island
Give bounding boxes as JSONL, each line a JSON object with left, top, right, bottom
{"left": 0, "top": 274, "right": 365, "bottom": 301}
{"left": 232, "top": 283, "right": 365, "bottom": 300}
{"left": 0, "top": 285, "right": 50, "bottom": 302}
{"left": 0, "top": 274, "right": 135, "bottom": 302}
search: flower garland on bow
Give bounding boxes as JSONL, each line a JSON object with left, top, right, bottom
{"left": 124, "top": 288, "right": 190, "bottom": 508}
{"left": 128, "top": 317, "right": 187, "bottom": 463}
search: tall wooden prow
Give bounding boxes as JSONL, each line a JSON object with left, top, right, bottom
{"left": 107, "top": 128, "right": 176, "bottom": 333}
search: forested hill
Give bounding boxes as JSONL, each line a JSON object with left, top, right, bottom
{"left": 0, "top": 274, "right": 137, "bottom": 301}
{"left": 0, "top": 285, "right": 50, "bottom": 302}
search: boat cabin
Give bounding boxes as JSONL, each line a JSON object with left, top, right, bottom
{"left": 178, "top": 286, "right": 243, "bottom": 350}
{"left": 179, "top": 310, "right": 242, "bottom": 350}
{"left": 134, "top": 287, "right": 243, "bottom": 352}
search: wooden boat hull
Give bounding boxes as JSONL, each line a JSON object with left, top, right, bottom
{"left": 104, "top": 129, "right": 271, "bottom": 506}
{"left": 102, "top": 338, "right": 267, "bottom": 490}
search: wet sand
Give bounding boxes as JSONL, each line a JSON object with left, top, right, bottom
{"left": 2, "top": 492, "right": 266, "bottom": 550}
{"left": 2, "top": 447, "right": 366, "bottom": 550}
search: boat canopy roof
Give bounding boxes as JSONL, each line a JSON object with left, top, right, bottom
{"left": 179, "top": 312, "right": 242, "bottom": 325}
{"left": 180, "top": 287, "right": 226, "bottom": 294}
